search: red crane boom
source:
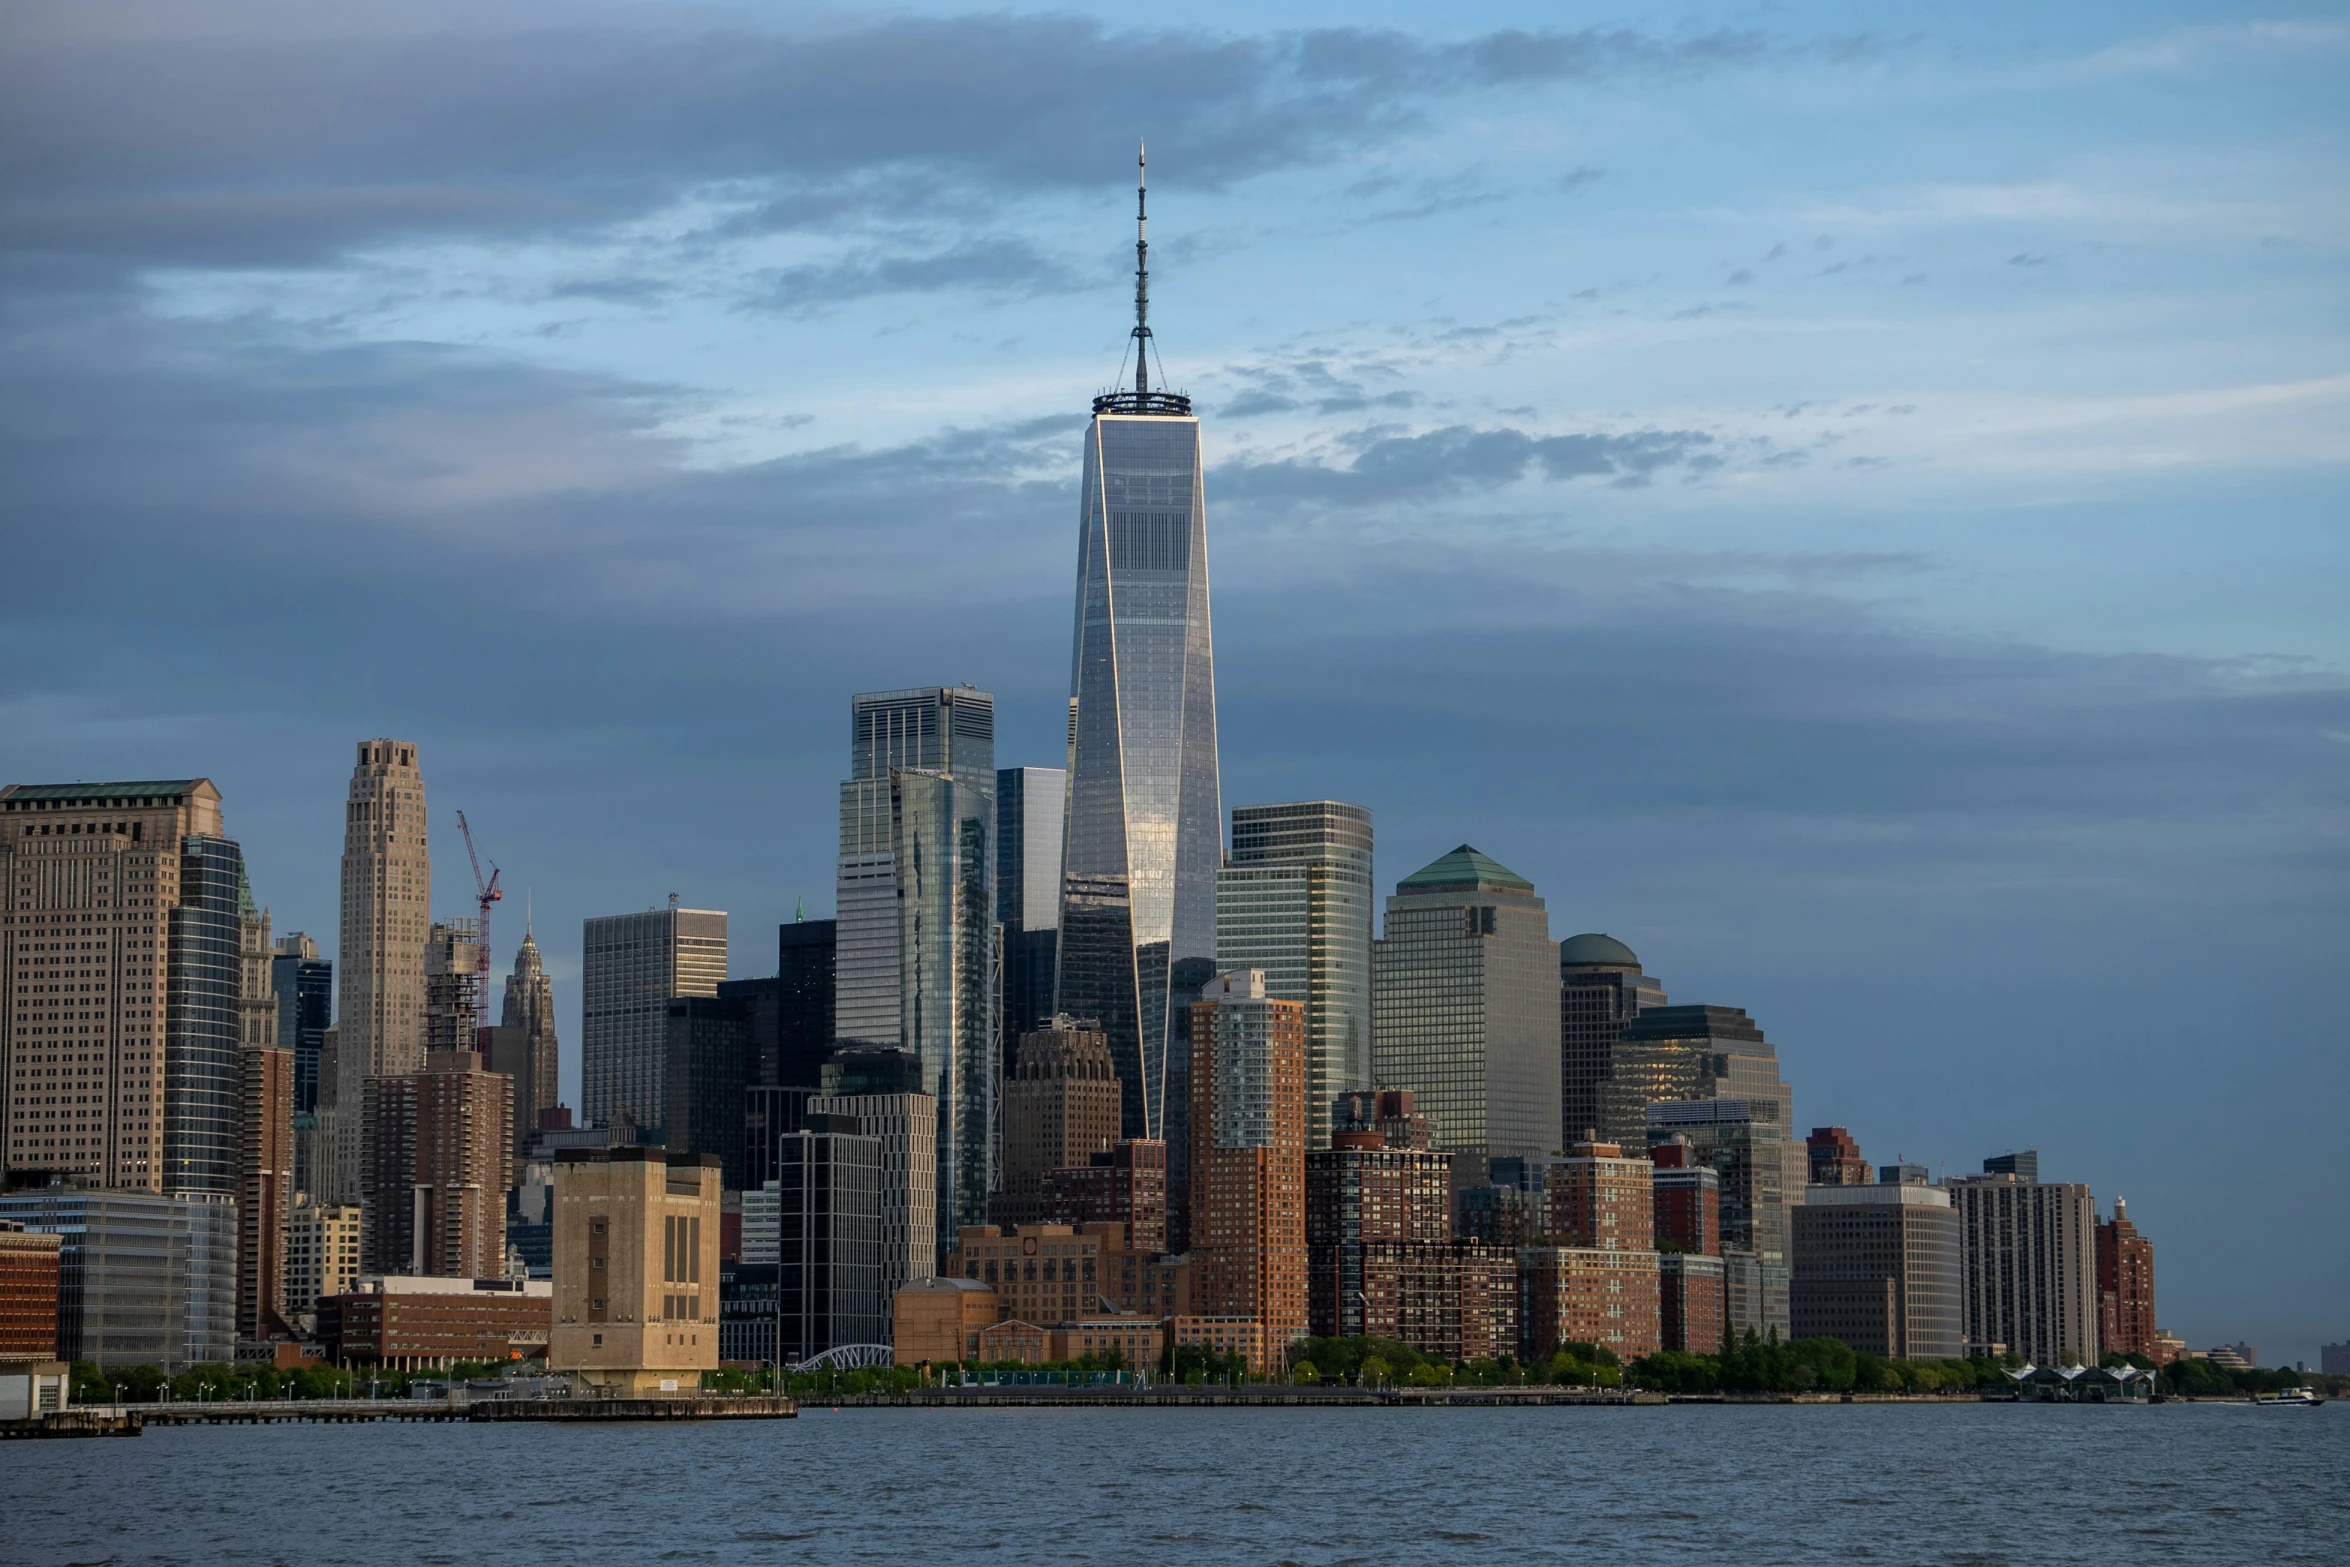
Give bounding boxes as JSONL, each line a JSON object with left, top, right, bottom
{"left": 455, "top": 810, "right": 502, "bottom": 1049}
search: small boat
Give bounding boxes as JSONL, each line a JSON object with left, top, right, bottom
{"left": 2252, "top": 1387, "right": 2322, "bottom": 1407}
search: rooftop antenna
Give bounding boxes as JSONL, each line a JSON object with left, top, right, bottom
{"left": 1093, "top": 143, "right": 1189, "bottom": 417}
{"left": 1133, "top": 140, "right": 1150, "bottom": 396}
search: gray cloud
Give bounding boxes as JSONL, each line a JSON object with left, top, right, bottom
{"left": 0, "top": 6, "right": 1833, "bottom": 276}
{"left": 1214, "top": 424, "right": 1719, "bottom": 506}
{"left": 1216, "top": 355, "right": 1422, "bottom": 420}
{"left": 741, "top": 237, "right": 1084, "bottom": 316}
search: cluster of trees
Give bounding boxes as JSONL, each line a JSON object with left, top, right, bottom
{"left": 772, "top": 1364, "right": 926, "bottom": 1398}
{"left": 1625, "top": 1334, "right": 2330, "bottom": 1397}
{"left": 1629, "top": 1332, "right": 2011, "bottom": 1394}
{"left": 2117, "top": 1354, "right": 2317, "bottom": 1398}
{"left": 1288, "top": 1336, "right": 1623, "bottom": 1389}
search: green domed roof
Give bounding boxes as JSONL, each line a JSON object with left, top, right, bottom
{"left": 1559, "top": 932, "right": 1640, "bottom": 969}
{"left": 1396, "top": 845, "right": 1535, "bottom": 894}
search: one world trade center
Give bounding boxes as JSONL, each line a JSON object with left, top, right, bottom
{"left": 1056, "top": 144, "right": 1222, "bottom": 1144}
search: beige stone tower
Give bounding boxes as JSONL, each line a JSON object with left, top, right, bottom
{"left": 1, "top": 780, "right": 224, "bottom": 1190}
{"left": 550, "top": 1147, "right": 721, "bottom": 1396}
{"left": 330, "top": 739, "right": 429, "bottom": 1202}
{"left": 1000, "top": 1021, "right": 1121, "bottom": 1199}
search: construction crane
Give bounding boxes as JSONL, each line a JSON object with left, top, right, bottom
{"left": 455, "top": 810, "right": 502, "bottom": 1049}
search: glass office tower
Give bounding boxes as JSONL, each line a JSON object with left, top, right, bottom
{"left": 835, "top": 688, "right": 994, "bottom": 1049}
{"left": 1216, "top": 801, "right": 1374, "bottom": 1153}
{"left": 1058, "top": 402, "right": 1222, "bottom": 1141}
{"left": 271, "top": 935, "right": 332, "bottom": 1115}
{"left": 996, "top": 766, "right": 1066, "bottom": 1057}
{"left": 165, "top": 837, "right": 247, "bottom": 1196}
{"left": 831, "top": 687, "right": 996, "bottom": 1246}
{"left": 1056, "top": 149, "right": 1223, "bottom": 1144}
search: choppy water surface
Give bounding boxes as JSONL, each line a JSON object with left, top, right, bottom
{"left": 6, "top": 1402, "right": 2341, "bottom": 1564}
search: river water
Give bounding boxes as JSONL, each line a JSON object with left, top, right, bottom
{"left": 6, "top": 1402, "right": 2340, "bottom": 1564}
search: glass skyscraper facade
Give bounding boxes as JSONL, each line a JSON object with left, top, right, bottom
{"left": 579, "top": 904, "right": 728, "bottom": 1142}
{"left": 894, "top": 766, "right": 997, "bottom": 1243}
{"left": 271, "top": 935, "right": 332, "bottom": 1115}
{"left": 164, "top": 836, "right": 246, "bottom": 1196}
{"left": 1057, "top": 405, "right": 1222, "bottom": 1143}
{"left": 831, "top": 687, "right": 997, "bottom": 1249}
{"left": 1558, "top": 933, "right": 1667, "bottom": 1148}
{"left": 1216, "top": 801, "right": 1374, "bottom": 1152}
{"left": 835, "top": 688, "right": 994, "bottom": 1049}
{"left": 996, "top": 765, "right": 1065, "bottom": 1056}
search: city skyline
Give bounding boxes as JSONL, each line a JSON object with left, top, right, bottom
{"left": 0, "top": 1, "right": 2339, "bottom": 1363}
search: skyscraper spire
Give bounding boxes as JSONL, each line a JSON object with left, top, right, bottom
{"left": 1134, "top": 139, "right": 1150, "bottom": 396}
{"left": 1064, "top": 142, "right": 1219, "bottom": 1150}
{"left": 1096, "top": 143, "right": 1188, "bottom": 418}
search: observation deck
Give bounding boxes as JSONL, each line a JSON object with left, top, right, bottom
{"left": 1091, "top": 390, "right": 1194, "bottom": 417}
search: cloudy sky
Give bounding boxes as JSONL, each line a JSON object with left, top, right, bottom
{"left": 3, "top": 1, "right": 2343, "bottom": 1357}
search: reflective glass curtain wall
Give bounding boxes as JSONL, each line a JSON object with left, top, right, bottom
{"left": 894, "top": 768, "right": 997, "bottom": 1249}
{"left": 836, "top": 689, "right": 993, "bottom": 1049}
{"left": 1058, "top": 411, "right": 1222, "bottom": 1142}
{"left": 1216, "top": 801, "right": 1374, "bottom": 1153}
{"left": 165, "top": 837, "right": 244, "bottom": 1195}
{"left": 272, "top": 952, "right": 332, "bottom": 1114}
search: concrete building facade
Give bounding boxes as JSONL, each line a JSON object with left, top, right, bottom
{"left": 285, "top": 1193, "right": 362, "bottom": 1319}
{"left": 811, "top": 1046, "right": 939, "bottom": 1297}
{"left": 998, "top": 1021, "right": 1121, "bottom": 1210}
{"left": 892, "top": 1274, "right": 1000, "bottom": 1365}
{"left": 1791, "top": 1181, "right": 1963, "bottom": 1362}
{"left": 549, "top": 1146, "right": 721, "bottom": 1395}
{"left": 2, "top": 780, "right": 228, "bottom": 1192}
{"left": 1370, "top": 846, "right": 1559, "bottom": 1164}
{"left": 1948, "top": 1168, "right": 2100, "bottom": 1366}
{"left": 774, "top": 1117, "right": 884, "bottom": 1362}
{"left": 580, "top": 903, "right": 726, "bottom": 1142}
{"left": 1647, "top": 1097, "right": 1794, "bottom": 1341}
{"left": 493, "top": 928, "right": 560, "bottom": 1158}
{"left": 330, "top": 742, "right": 430, "bottom": 1204}
{"left": 0, "top": 1186, "right": 235, "bottom": 1370}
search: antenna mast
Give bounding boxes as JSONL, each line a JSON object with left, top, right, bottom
{"left": 1092, "top": 140, "right": 1190, "bottom": 417}
{"left": 1133, "top": 140, "right": 1150, "bottom": 395}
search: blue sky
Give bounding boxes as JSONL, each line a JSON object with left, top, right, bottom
{"left": 2, "top": 1, "right": 2343, "bottom": 1359}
